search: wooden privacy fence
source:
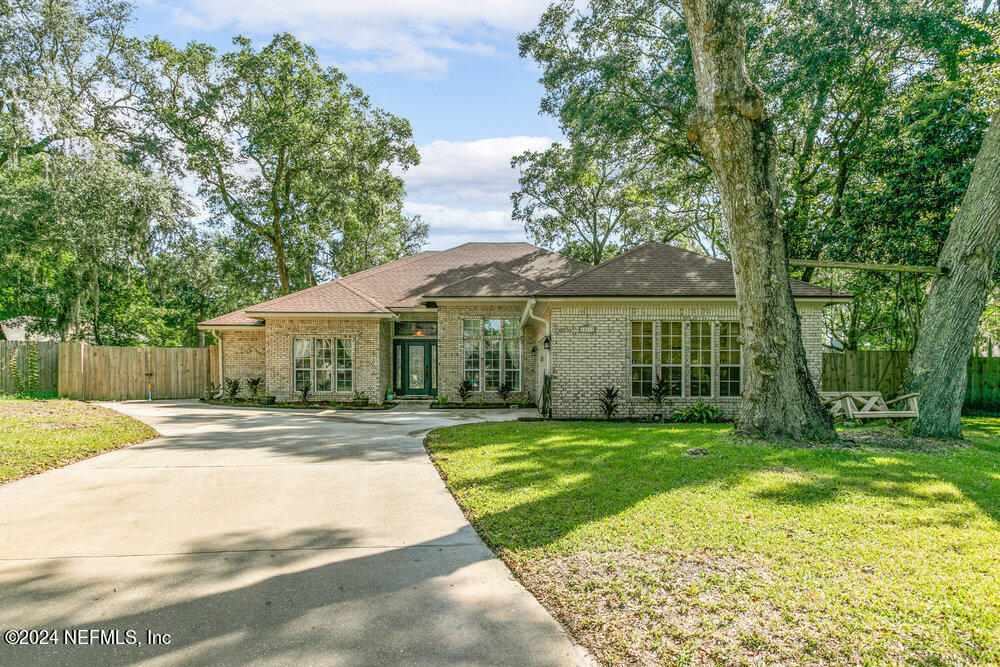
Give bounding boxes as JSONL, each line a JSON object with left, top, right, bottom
{"left": 822, "top": 351, "right": 1000, "bottom": 411}
{"left": 0, "top": 341, "right": 59, "bottom": 394}
{"left": 57, "top": 342, "right": 219, "bottom": 400}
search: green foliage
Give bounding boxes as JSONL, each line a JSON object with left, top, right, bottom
{"left": 497, "top": 382, "right": 513, "bottom": 402}
{"left": 457, "top": 379, "right": 474, "bottom": 403}
{"left": 224, "top": 377, "right": 242, "bottom": 401}
{"left": 351, "top": 390, "right": 369, "bottom": 406}
{"left": 299, "top": 381, "right": 312, "bottom": 404}
{"left": 246, "top": 376, "right": 264, "bottom": 398}
{"left": 650, "top": 374, "right": 675, "bottom": 411}
{"left": 204, "top": 382, "right": 220, "bottom": 400}
{"left": 597, "top": 385, "right": 621, "bottom": 419}
{"left": 138, "top": 33, "right": 425, "bottom": 295}
{"left": 6, "top": 343, "right": 39, "bottom": 395}
{"left": 672, "top": 399, "right": 729, "bottom": 423}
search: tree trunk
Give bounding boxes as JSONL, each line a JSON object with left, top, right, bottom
{"left": 906, "top": 112, "right": 1000, "bottom": 438}
{"left": 680, "top": 0, "right": 835, "bottom": 440}
{"left": 271, "top": 235, "right": 291, "bottom": 295}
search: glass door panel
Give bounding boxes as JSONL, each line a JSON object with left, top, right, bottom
{"left": 408, "top": 344, "right": 425, "bottom": 393}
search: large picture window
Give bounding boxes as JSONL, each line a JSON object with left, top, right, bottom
{"left": 719, "top": 321, "right": 741, "bottom": 397}
{"left": 689, "top": 322, "right": 712, "bottom": 397}
{"left": 293, "top": 337, "right": 352, "bottom": 393}
{"left": 631, "top": 321, "right": 654, "bottom": 397}
{"left": 659, "top": 321, "right": 684, "bottom": 397}
{"left": 461, "top": 317, "right": 521, "bottom": 391}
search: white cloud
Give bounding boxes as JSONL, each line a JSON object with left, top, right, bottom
{"left": 403, "top": 136, "right": 553, "bottom": 208}
{"left": 399, "top": 135, "right": 553, "bottom": 247}
{"left": 405, "top": 203, "right": 527, "bottom": 249}
{"left": 158, "top": 0, "right": 552, "bottom": 77}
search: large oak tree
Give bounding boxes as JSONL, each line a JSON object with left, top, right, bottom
{"left": 140, "top": 33, "right": 423, "bottom": 295}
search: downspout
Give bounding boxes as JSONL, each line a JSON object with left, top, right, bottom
{"left": 215, "top": 330, "right": 223, "bottom": 386}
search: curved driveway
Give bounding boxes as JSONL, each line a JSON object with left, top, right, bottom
{"left": 0, "top": 401, "right": 589, "bottom": 666}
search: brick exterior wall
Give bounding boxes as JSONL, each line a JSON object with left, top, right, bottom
{"left": 546, "top": 301, "right": 826, "bottom": 419}
{"left": 437, "top": 302, "right": 536, "bottom": 402}
{"left": 219, "top": 329, "right": 266, "bottom": 397}
{"left": 262, "top": 316, "right": 387, "bottom": 402}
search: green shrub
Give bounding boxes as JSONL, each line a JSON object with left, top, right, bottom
{"left": 224, "top": 377, "right": 242, "bottom": 401}
{"left": 650, "top": 374, "right": 675, "bottom": 412}
{"left": 457, "top": 379, "right": 474, "bottom": 403}
{"left": 497, "top": 382, "right": 513, "bottom": 402}
{"left": 7, "top": 343, "right": 39, "bottom": 395}
{"left": 672, "top": 399, "right": 728, "bottom": 423}
{"left": 246, "top": 375, "right": 264, "bottom": 398}
{"left": 299, "top": 381, "right": 312, "bottom": 404}
{"left": 597, "top": 385, "right": 621, "bottom": 420}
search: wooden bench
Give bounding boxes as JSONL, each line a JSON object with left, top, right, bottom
{"left": 819, "top": 391, "right": 919, "bottom": 422}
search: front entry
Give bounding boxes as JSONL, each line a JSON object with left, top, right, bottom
{"left": 394, "top": 340, "right": 437, "bottom": 396}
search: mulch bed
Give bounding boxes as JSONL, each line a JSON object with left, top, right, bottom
{"left": 201, "top": 399, "right": 397, "bottom": 410}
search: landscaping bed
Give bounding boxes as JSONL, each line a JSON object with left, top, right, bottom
{"left": 425, "top": 418, "right": 1000, "bottom": 664}
{"left": 431, "top": 401, "right": 536, "bottom": 409}
{"left": 201, "top": 398, "right": 397, "bottom": 410}
{"left": 0, "top": 397, "right": 156, "bottom": 484}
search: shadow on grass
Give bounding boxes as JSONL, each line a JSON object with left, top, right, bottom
{"left": 428, "top": 420, "right": 1000, "bottom": 551}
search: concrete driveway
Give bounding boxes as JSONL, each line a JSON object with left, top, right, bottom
{"left": 0, "top": 401, "right": 590, "bottom": 666}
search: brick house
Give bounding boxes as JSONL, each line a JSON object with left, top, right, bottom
{"left": 198, "top": 241, "right": 850, "bottom": 418}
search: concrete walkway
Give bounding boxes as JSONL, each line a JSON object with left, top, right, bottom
{"left": 0, "top": 401, "right": 590, "bottom": 666}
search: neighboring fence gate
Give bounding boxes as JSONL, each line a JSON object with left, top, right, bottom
{"left": 57, "top": 342, "right": 218, "bottom": 400}
{"left": 822, "top": 351, "right": 1000, "bottom": 410}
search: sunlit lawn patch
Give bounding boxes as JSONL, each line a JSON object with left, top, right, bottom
{"left": 0, "top": 398, "right": 156, "bottom": 483}
{"left": 426, "top": 418, "right": 1000, "bottom": 664}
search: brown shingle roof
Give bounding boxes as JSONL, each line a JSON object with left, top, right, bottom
{"left": 199, "top": 241, "right": 849, "bottom": 327}
{"left": 198, "top": 310, "right": 263, "bottom": 327}
{"left": 423, "top": 266, "right": 548, "bottom": 298}
{"left": 541, "top": 242, "right": 852, "bottom": 299}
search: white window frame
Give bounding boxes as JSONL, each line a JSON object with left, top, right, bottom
{"left": 659, "top": 320, "right": 684, "bottom": 398}
{"left": 689, "top": 321, "right": 713, "bottom": 398}
{"left": 461, "top": 317, "right": 522, "bottom": 392}
{"left": 719, "top": 321, "right": 741, "bottom": 397}
{"left": 630, "top": 321, "right": 654, "bottom": 398}
{"left": 292, "top": 336, "right": 353, "bottom": 394}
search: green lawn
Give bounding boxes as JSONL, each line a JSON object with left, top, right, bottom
{"left": 426, "top": 419, "right": 1000, "bottom": 664}
{"left": 0, "top": 397, "right": 156, "bottom": 483}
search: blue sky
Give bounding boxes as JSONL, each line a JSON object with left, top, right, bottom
{"left": 129, "top": 0, "right": 563, "bottom": 249}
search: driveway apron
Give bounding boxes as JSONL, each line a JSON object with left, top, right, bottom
{"left": 0, "top": 401, "right": 590, "bottom": 666}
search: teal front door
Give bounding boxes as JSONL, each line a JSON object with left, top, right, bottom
{"left": 394, "top": 340, "right": 437, "bottom": 396}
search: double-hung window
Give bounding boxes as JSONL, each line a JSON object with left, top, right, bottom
{"left": 631, "top": 321, "right": 654, "bottom": 397}
{"left": 659, "top": 321, "right": 684, "bottom": 397}
{"left": 719, "top": 321, "right": 741, "bottom": 397}
{"left": 461, "top": 318, "right": 521, "bottom": 392}
{"left": 293, "top": 337, "right": 353, "bottom": 392}
{"left": 689, "top": 322, "right": 712, "bottom": 397}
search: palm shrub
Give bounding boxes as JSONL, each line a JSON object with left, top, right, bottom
{"left": 457, "top": 379, "right": 474, "bottom": 403}
{"left": 246, "top": 375, "right": 264, "bottom": 399}
{"left": 597, "top": 385, "right": 621, "bottom": 420}
{"left": 672, "top": 399, "right": 728, "bottom": 423}
{"left": 497, "top": 382, "right": 513, "bottom": 402}
{"left": 650, "top": 375, "right": 675, "bottom": 414}
{"left": 224, "top": 377, "right": 242, "bottom": 401}
{"left": 204, "top": 382, "right": 220, "bottom": 400}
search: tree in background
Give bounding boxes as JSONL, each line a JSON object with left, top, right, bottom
{"left": 140, "top": 33, "right": 424, "bottom": 296}
{"left": 511, "top": 138, "right": 689, "bottom": 264}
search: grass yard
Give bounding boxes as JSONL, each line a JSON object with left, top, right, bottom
{"left": 426, "top": 419, "right": 1000, "bottom": 665}
{"left": 0, "top": 397, "right": 156, "bottom": 483}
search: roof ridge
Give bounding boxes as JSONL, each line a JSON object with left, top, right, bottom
{"left": 337, "top": 279, "right": 389, "bottom": 312}
{"left": 540, "top": 241, "right": 655, "bottom": 295}
{"left": 428, "top": 265, "right": 547, "bottom": 295}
